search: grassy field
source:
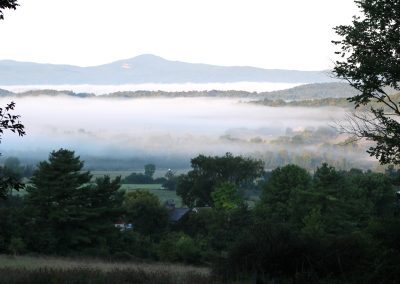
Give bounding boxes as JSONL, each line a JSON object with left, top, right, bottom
{"left": 121, "top": 184, "right": 163, "bottom": 190}
{"left": 90, "top": 171, "right": 184, "bottom": 206}
{"left": 0, "top": 255, "right": 212, "bottom": 284}
{"left": 121, "top": 185, "right": 182, "bottom": 207}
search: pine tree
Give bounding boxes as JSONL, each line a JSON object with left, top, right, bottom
{"left": 25, "top": 149, "right": 123, "bottom": 254}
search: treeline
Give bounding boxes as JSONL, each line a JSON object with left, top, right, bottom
{"left": 253, "top": 97, "right": 352, "bottom": 108}
{"left": 253, "top": 92, "right": 400, "bottom": 108}
{"left": 122, "top": 164, "right": 178, "bottom": 191}
{"left": 0, "top": 82, "right": 371, "bottom": 100}
{"left": 1, "top": 150, "right": 400, "bottom": 283}
{"left": 0, "top": 88, "right": 259, "bottom": 99}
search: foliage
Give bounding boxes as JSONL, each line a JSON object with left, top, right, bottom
{"left": 7, "top": 236, "right": 25, "bottom": 255}
{"left": 162, "top": 169, "right": 178, "bottom": 191}
{"left": 333, "top": 0, "right": 400, "bottom": 165}
{"left": 157, "top": 232, "right": 202, "bottom": 264}
{"left": 123, "top": 172, "right": 154, "bottom": 184}
{"left": 25, "top": 149, "right": 123, "bottom": 254}
{"left": 0, "top": 102, "right": 25, "bottom": 141}
{"left": 124, "top": 190, "right": 169, "bottom": 235}
{"left": 0, "top": 148, "right": 399, "bottom": 282}
{"left": 219, "top": 162, "right": 397, "bottom": 282}
{"left": 144, "top": 164, "right": 156, "bottom": 178}
{"left": 211, "top": 182, "right": 242, "bottom": 211}
{"left": 0, "top": 0, "right": 18, "bottom": 20}
{"left": 0, "top": 102, "right": 25, "bottom": 198}
{"left": 255, "top": 97, "right": 352, "bottom": 108}
{"left": 177, "top": 153, "right": 264, "bottom": 207}
{"left": 123, "top": 164, "right": 158, "bottom": 184}
{"left": 259, "top": 164, "right": 311, "bottom": 226}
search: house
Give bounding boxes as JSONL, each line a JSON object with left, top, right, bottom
{"left": 164, "top": 199, "right": 211, "bottom": 222}
{"left": 164, "top": 199, "right": 191, "bottom": 222}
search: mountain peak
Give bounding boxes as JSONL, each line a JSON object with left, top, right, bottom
{"left": 124, "top": 54, "right": 166, "bottom": 64}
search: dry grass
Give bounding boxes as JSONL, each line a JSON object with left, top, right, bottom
{"left": 0, "top": 255, "right": 212, "bottom": 284}
{"left": 0, "top": 254, "right": 209, "bottom": 274}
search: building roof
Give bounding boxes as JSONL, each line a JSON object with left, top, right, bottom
{"left": 168, "top": 208, "right": 191, "bottom": 222}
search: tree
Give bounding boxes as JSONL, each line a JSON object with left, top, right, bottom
{"left": 259, "top": 164, "right": 311, "bottom": 226}
{"left": 144, "top": 164, "right": 156, "bottom": 178}
{"left": 122, "top": 172, "right": 153, "bottom": 184}
{"left": 0, "top": 157, "right": 22, "bottom": 197}
{"left": 177, "top": 153, "right": 264, "bottom": 207}
{"left": 162, "top": 169, "right": 177, "bottom": 191}
{"left": 211, "top": 182, "right": 243, "bottom": 211}
{"left": 0, "top": 0, "right": 18, "bottom": 20}
{"left": 25, "top": 149, "right": 123, "bottom": 254}
{"left": 3, "top": 156, "right": 23, "bottom": 180}
{"left": 0, "top": 104, "right": 25, "bottom": 198}
{"left": 333, "top": 0, "right": 400, "bottom": 164}
{"left": 124, "top": 190, "right": 169, "bottom": 235}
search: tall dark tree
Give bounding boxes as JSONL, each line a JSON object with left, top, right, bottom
{"left": 25, "top": 149, "right": 122, "bottom": 254}
{"left": 0, "top": 0, "right": 18, "bottom": 20}
{"left": 333, "top": 0, "right": 400, "bottom": 164}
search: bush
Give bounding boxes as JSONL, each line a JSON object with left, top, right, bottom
{"left": 157, "top": 233, "right": 201, "bottom": 264}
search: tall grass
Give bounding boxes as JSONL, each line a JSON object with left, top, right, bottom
{"left": 0, "top": 255, "right": 212, "bottom": 284}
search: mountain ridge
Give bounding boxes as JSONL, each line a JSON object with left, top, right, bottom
{"left": 0, "top": 54, "right": 338, "bottom": 85}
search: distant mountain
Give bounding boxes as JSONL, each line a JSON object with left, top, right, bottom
{"left": 0, "top": 88, "right": 14, "bottom": 96}
{"left": 0, "top": 54, "right": 338, "bottom": 85}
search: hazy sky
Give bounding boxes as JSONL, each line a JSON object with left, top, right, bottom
{"left": 0, "top": 0, "right": 358, "bottom": 70}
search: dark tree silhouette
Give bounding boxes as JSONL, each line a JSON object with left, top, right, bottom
{"left": 0, "top": 0, "right": 18, "bottom": 20}
{"left": 333, "top": 0, "right": 400, "bottom": 164}
{"left": 0, "top": 102, "right": 25, "bottom": 198}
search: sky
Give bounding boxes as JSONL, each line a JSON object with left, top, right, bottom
{"left": 0, "top": 0, "right": 358, "bottom": 71}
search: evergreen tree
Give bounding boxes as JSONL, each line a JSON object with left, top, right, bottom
{"left": 25, "top": 149, "right": 122, "bottom": 254}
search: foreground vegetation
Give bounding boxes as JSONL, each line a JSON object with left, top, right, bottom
{"left": 0, "top": 255, "right": 211, "bottom": 284}
{"left": 1, "top": 149, "right": 400, "bottom": 283}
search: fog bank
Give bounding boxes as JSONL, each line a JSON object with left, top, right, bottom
{"left": 0, "top": 96, "right": 372, "bottom": 170}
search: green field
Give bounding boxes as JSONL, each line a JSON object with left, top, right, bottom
{"left": 121, "top": 185, "right": 182, "bottom": 206}
{"left": 121, "top": 184, "right": 163, "bottom": 190}
{"left": 90, "top": 170, "right": 184, "bottom": 206}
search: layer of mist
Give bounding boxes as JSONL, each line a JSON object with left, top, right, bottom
{"left": 0, "top": 96, "right": 374, "bottom": 170}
